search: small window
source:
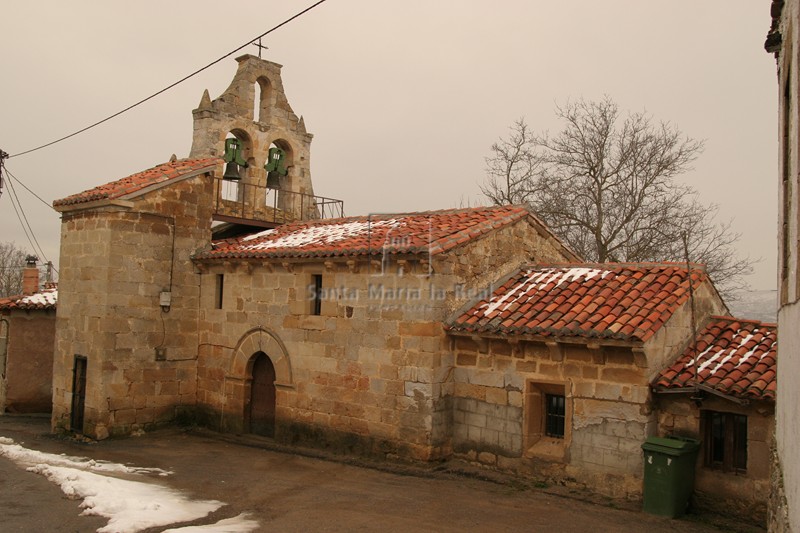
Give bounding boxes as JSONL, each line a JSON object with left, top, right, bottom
{"left": 525, "top": 381, "right": 570, "bottom": 460}
{"left": 704, "top": 411, "right": 747, "bottom": 473}
{"left": 311, "top": 274, "right": 323, "bottom": 315}
{"left": 545, "top": 394, "right": 566, "bottom": 438}
{"left": 215, "top": 274, "right": 224, "bottom": 310}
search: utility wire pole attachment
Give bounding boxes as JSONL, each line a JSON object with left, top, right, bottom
{"left": 682, "top": 231, "right": 702, "bottom": 403}
{"left": 0, "top": 149, "right": 8, "bottom": 198}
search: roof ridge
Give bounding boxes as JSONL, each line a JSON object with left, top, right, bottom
{"left": 708, "top": 314, "right": 778, "bottom": 328}
{"left": 524, "top": 261, "right": 709, "bottom": 271}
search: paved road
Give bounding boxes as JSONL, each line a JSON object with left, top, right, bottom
{"left": 0, "top": 416, "right": 755, "bottom": 532}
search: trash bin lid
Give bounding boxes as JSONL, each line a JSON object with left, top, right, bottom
{"left": 641, "top": 436, "right": 700, "bottom": 455}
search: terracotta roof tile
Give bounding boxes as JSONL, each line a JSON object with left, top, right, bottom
{"left": 446, "top": 263, "right": 708, "bottom": 343}
{"left": 194, "top": 205, "right": 530, "bottom": 260}
{"left": 0, "top": 286, "right": 58, "bottom": 311}
{"left": 53, "top": 158, "right": 219, "bottom": 207}
{"left": 653, "top": 316, "right": 777, "bottom": 401}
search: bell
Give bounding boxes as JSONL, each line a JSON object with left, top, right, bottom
{"left": 223, "top": 161, "right": 241, "bottom": 181}
{"left": 266, "top": 171, "right": 281, "bottom": 189}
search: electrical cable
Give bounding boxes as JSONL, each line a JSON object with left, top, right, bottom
{"left": 2, "top": 187, "right": 59, "bottom": 278}
{"left": 5, "top": 180, "right": 40, "bottom": 260}
{"left": 6, "top": 176, "right": 48, "bottom": 262}
{"left": 7, "top": 0, "right": 329, "bottom": 159}
{"left": 4, "top": 167, "right": 56, "bottom": 211}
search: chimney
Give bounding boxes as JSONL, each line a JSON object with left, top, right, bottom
{"left": 22, "top": 255, "right": 39, "bottom": 296}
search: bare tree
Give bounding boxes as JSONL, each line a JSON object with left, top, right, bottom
{"left": 480, "top": 118, "right": 541, "bottom": 205}
{"left": 483, "top": 97, "right": 753, "bottom": 299}
{"left": 0, "top": 242, "right": 28, "bottom": 298}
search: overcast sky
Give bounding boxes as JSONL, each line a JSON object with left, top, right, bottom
{"left": 0, "top": 1, "right": 778, "bottom": 291}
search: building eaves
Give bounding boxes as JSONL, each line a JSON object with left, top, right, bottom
{"left": 653, "top": 316, "right": 777, "bottom": 401}
{"left": 53, "top": 158, "right": 219, "bottom": 210}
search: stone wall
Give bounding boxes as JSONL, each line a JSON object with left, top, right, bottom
{"left": 2, "top": 310, "right": 55, "bottom": 413}
{"left": 450, "top": 336, "right": 652, "bottom": 499}
{"left": 655, "top": 394, "right": 773, "bottom": 523}
{"left": 193, "top": 216, "right": 571, "bottom": 460}
{"left": 196, "top": 259, "right": 459, "bottom": 460}
{"left": 445, "top": 213, "right": 580, "bottom": 311}
{"left": 52, "top": 172, "right": 213, "bottom": 438}
{"left": 642, "top": 280, "right": 727, "bottom": 382}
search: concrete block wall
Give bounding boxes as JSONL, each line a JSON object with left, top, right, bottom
{"left": 451, "top": 336, "right": 652, "bottom": 499}
{"left": 452, "top": 397, "right": 523, "bottom": 457}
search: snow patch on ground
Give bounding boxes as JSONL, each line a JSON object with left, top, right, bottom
{"left": 0, "top": 437, "right": 258, "bottom": 533}
{"left": 0, "top": 440, "right": 171, "bottom": 476}
{"left": 163, "top": 513, "right": 260, "bottom": 532}
{"left": 28, "top": 463, "right": 224, "bottom": 533}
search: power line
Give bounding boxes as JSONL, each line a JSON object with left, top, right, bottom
{"left": 8, "top": 0, "right": 330, "bottom": 159}
{"left": 6, "top": 177, "right": 48, "bottom": 262}
{"left": 4, "top": 167, "right": 56, "bottom": 211}
{"left": 5, "top": 178, "right": 43, "bottom": 261}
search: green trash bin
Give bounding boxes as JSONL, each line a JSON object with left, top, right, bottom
{"left": 641, "top": 435, "right": 700, "bottom": 518}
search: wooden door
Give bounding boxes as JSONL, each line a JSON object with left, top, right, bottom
{"left": 249, "top": 352, "right": 276, "bottom": 437}
{"left": 70, "top": 356, "right": 87, "bottom": 433}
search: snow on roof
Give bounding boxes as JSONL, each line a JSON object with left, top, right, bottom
{"left": 240, "top": 219, "right": 398, "bottom": 251}
{"left": 483, "top": 267, "right": 611, "bottom": 316}
{"left": 197, "top": 205, "right": 536, "bottom": 261}
{"left": 654, "top": 317, "right": 777, "bottom": 400}
{"left": 447, "top": 263, "right": 708, "bottom": 343}
{"left": 0, "top": 287, "right": 57, "bottom": 311}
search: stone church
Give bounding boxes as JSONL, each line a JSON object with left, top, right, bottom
{"left": 51, "top": 55, "right": 776, "bottom": 510}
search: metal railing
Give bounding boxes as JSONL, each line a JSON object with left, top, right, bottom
{"left": 213, "top": 178, "right": 344, "bottom": 225}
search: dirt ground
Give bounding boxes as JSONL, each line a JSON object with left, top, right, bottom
{"left": 0, "top": 415, "right": 763, "bottom": 533}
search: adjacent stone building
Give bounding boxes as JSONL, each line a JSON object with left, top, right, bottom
{"left": 766, "top": 1, "right": 800, "bottom": 530}
{"left": 445, "top": 263, "right": 729, "bottom": 498}
{"left": 0, "top": 259, "right": 57, "bottom": 413}
{"left": 654, "top": 317, "right": 777, "bottom": 521}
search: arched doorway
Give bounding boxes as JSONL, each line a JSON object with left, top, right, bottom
{"left": 248, "top": 351, "right": 276, "bottom": 437}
